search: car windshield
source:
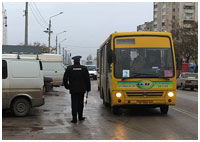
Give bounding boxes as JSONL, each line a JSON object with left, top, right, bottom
{"left": 114, "top": 48, "right": 174, "bottom": 78}
{"left": 86, "top": 66, "right": 97, "bottom": 71}
{"left": 184, "top": 74, "right": 198, "bottom": 79}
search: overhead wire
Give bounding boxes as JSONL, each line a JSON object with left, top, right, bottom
{"left": 32, "top": 2, "right": 49, "bottom": 26}
{"left": 29, "top": 3, "right": 47, "bottom": 29}
{"left": 62, "top": 44, "right": 98, "bottom": 49}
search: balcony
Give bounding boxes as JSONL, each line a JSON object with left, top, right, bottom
{"left": 154, "top": 7, "right": 158, "bottom": 11}
{"left": 184, "top": 2, "right": 195, "bottom": 6}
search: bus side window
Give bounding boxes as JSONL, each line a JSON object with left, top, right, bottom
{"left": 107, "top": 40, "right": 112, "bottom": 72}
{"left": 101, "top": 47, "right": 105, "bottom": 74}
{"left": 103, "top": 45, "right": 107, "bottom": 73}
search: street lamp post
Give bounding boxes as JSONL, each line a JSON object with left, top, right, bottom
{"left": 47, "top": 12, "right": 63, "bottom": 48}
{"left": 59, "top": 38, "right": 66, "bottom": 55}
{"left": 56, "top": 31, "right": 66, "bottom": 54}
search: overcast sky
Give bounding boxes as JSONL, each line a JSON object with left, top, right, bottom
{"left": 3, "top": 2, "right": 153, "bottom": 59}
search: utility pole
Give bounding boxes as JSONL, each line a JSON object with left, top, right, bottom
{"left": 59, "top": 43, "right": 61, "bottom": 54}
{"left": 44, "top": 12, "right": 63, "bottom": 50}
{"left": 59, "top": 38, "right": 66, "bottom": 54}
{"left": 62, "top": 48, "right": 64, "bottom": 60}
{"left": 56, "top": 36, "right": 58, "bottom": 54}
{"left": 56, "top": 30, "right": 66, "bottom": 54}
{"left": 48, "top": 19, "right": 51, "bottom": 48}
{"left": 24, "top": 2, "right": 28, "bottom": 46}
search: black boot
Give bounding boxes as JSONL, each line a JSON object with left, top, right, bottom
{"left": 79, "top": 117, "right": 86, "bottom": 121}
{"left": 71, "top": 119, "right": 77, "bottom": 123}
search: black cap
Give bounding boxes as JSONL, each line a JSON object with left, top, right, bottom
{"left": 72, "top": 56, "right": 82, "bottom": 60}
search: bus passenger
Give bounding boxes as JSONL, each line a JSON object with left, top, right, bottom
{"left": 131, "top": 53, "right": 145, "bottom": 73}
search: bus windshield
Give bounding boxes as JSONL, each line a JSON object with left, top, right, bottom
{"left": 114, "top": 48, "right": 174, "bottom": 78}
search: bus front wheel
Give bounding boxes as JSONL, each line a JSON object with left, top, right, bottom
{"left": 103, "top": 97, "right": 110, "bottom": 107}
{"left": 160, "top": 105, "right": 169, "bottom": 114}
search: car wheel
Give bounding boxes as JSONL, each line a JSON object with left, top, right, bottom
{"left": 11, "top": 98, "right": 31, "bottom": 117}
{"left": 160, "top": 105, "right": 169, "bottom": 114}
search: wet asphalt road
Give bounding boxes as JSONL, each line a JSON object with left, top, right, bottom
{"left": 2, "top": 80, "right": 198, "bottom": 140}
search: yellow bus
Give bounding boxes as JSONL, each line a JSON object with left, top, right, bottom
{"left": 98, "top": 32, "right": 177, "bottom": 114}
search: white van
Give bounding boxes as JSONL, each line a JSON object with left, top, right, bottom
{"left": 86, "top": 65, "right": 97, "bottom": 80}
{"left": 39, "top": 54, "right": 65, "bottom": 87}
{"left": 3, "top": 54, "right": 66, "bottom": 87}
{"left": 2, "top": 57, "right": 44, "bottom": 116}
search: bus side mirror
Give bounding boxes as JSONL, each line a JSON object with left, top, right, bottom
{"left": 107, "top": 50, "right": 115, "bottom": 64}
{"left": 176, "top": 57, "right": 182, "bottom": 70}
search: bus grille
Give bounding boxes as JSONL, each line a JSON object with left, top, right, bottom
{"left": 126, "top": 92, "right": 163, "bottom": 97}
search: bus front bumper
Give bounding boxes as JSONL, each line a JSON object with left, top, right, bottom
{"left": 111, "top": 91, "right": 176, "bottom": 106}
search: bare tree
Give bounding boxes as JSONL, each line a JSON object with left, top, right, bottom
{"left": 33, "top": 42, "right": 50, "bottom": 53}
{"left": 172, "top": 21, "right": 198, "bottom": 66}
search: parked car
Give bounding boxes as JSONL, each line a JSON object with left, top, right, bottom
{"left": 86, "top": 65, "right": 97, "bottom": 80}
{"left": 44, "top": 77, "right": 53, "bottom": 92}
{"left": 2, "top": 58, "right": 45, "bottom": 116}
{"left": 177, "top": 72, "right": 198, "bottom": 90}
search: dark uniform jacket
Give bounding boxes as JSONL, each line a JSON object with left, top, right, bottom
{"left": 63, "top": 62, "right": 91, "bottom": 94}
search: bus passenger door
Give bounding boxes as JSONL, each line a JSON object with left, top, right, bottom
{"left": 100, "top": 45, "right": 108, "bottom": 103}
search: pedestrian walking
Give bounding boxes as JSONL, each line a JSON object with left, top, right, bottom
{"left": 63, "top": 56, "right": 91, "bottom": 123}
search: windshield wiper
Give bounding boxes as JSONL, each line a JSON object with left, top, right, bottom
{"left": 150, "top": 75, "right": 170, "bottom": 80}
{"left": 121, "top": 73, "right": 170, "bottom": 80}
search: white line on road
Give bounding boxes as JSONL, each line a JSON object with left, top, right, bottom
{"left": 171, "top": 107, "right": 198, "bottom": 119}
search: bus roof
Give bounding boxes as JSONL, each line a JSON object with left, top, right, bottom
{"left": 111, "top": 31, "right": 172, "bottom": 37}
{"left": 99, "top": 31, "right": 172, "bottom": 49}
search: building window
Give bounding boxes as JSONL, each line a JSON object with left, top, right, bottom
{"left": 173, "top": 8, "right": 175, "bottom": 12}
{"left": 162, "top": 22, "right": 165, "bottom": 26}
{"left": 173, "top": 16, "right": 176, "bottom": 19}
{"left": 184, "top": 6, "right": 194, "bottom": 10}
{"left": 162, "top": 29, "right": 165, "bottom": 32}
{"left": 162, "top": 3, "right": 166, "bottom": 8}
{"left": 162, "top": 8, "right": 166, "bottom": 15}
{"left": 162, "top": 15, "right": 166, "bottom": 20}
{"left": 183, "top": 20, "right": 194, "bottom": 25}
{"left": 184, "top": 13, "right": 194, "bottom": 20}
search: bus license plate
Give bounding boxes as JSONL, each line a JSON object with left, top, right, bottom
{"left": 136, "top": 100, "right": 153, "bottom": 104}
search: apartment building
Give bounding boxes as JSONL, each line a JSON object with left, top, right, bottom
{"left": 137, "top": 21, "right": 154, "bottom": 31}
{"left": 153, "top": 2, "right": 198, "bottom": 32}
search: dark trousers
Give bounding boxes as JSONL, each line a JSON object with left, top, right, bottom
{"left": 71, "top": 93, "right": 84, "bottom": 120}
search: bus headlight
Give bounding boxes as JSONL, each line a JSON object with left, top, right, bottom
{"left": 116, "top": 92, "right": 122, "bottom": 98}
{"left": 168, "top": 92, "right": 174, "bottom": 97}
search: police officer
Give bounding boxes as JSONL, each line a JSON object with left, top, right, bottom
{"left": 63, "top": 56, "right": 91, "bottom": 123}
